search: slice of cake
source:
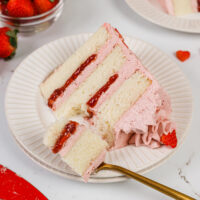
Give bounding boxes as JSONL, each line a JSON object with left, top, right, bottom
{"left": 44, "top": 119, "right": 107, "bottom": 182}
{"left": 41, "top": 23, "right": 176, "bottom": 150}
{"left": 41, "top": 23, "right": 177, "bottom": 180}
{"left": 158, "top": 0, "right": 199, "bottom": 16}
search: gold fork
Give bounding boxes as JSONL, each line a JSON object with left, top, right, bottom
{"left": 96, "top": 163, "right": 195, "bottom": 200}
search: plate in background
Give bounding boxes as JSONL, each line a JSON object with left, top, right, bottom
{"left": 125, "top": 0, "right": 200, "bottom": 33}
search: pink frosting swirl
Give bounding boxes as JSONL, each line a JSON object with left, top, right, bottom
{"left": 114, "top": 83, "right": 176, "bottom": 149}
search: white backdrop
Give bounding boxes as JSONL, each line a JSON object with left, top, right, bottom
{"left": 0, "top": 0, "right": 200, "bottom": 199}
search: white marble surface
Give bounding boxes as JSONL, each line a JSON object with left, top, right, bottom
{"left": 0, "top": 0, "right": 200, "bottom": 199}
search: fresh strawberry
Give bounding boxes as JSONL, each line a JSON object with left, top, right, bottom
{"left": 0, "top": 35, "right": 14, "bottom": 58}
{"left": 176, "top": 50, "right": 191, "bottom": 62}
{"left": 0, "top": 0, "right": 9, "bottom": 15}
{"left": 33, "top": 0, "right": 58, "bottom": 14}
{"left": 0, "top": 27, "right": 10, "bottom": 35}
{"left": 161, "top": 130, "right": 177, "bottom": 148}
{"left": 0, "top": 27, "right": 18, "bottom": 60}
{"left": 7, "top": 0, "right": 35, "bottom": 17}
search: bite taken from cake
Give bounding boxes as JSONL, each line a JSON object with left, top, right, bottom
{"left": 40, "top": 23, "right": 177, "bottom": 182}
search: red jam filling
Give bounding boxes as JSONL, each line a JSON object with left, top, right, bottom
{"left": 85, "top": 108, "right": 94, "bottom": 119}
{"left": 115, "top": 28, "right": 123, "bottom": 40}
{"left": 114, "top": 28, "right": 128, "bottom": 48}
{"left": 87, "top": 74, "right": 118, "bottom": 108}
{"left": 48, "top": 54, "right": 97, "bottom": 109}
{"left": 198, "top": 0, "right": 200, "bottom": 12}
{"left": 52, "top": 121, "right": 78, "bottom": 153}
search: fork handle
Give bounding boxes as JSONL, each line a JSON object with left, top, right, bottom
{"left": 97, "top": 163, "right": 195, "bottom": 200}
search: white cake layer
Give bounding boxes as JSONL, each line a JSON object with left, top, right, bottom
{"left": 172, "top": 0, "right": 194, "bottom": 16}
{"left": 43, "top": 117, "right": 69, "bottom": 148}
{"left": 40, "top": 26, "right": 109, "bottom": 100}
{"left": 62, "top": 129, "right": 107, "bottom": 176}
{"left": 54, "top": 46, "right": 126, "bottom": 119}
{"left": 96, "top": 71, "right": 151, "bottom": 146}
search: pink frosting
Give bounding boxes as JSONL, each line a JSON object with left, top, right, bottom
{"left": 114, "top": 86, "right": 176, "bottom": 149}
{"left": 82, "top": 150, "right": 106, "bottom": 182}
{"left": 112, "top": 131, "right": 132, "bottom": 149}
{"left": 59, "top": 125, "right": 85, "bottom": 157}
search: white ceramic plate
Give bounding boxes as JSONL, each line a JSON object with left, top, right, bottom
{"left": 125, "top": 0, "right": 200, "bottom": 33}
{"left": 5, "top": 34, "right": 192, "bottom": 183}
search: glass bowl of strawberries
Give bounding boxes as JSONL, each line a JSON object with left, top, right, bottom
{"left": 0, "top": 0, "right": 64, "bottom": 35}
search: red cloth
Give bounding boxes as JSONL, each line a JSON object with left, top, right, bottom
{"left": 0, "top": 165, "right": 48, "bottom": 200}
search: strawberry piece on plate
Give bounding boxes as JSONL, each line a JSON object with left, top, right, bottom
{"left": 161, "top": 130, "right": 177, "bottom": 148}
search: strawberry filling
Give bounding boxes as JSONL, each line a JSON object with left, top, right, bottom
{"left": 87, "top": 74, "right": 118, "bottom": 108}
{"left": 161, "top": 130, "right": 177, "bottom": 148}
{"left": 52, "top": 121, "right": 78, "bottom": 153}
{"left": 48, "top": 54, "right": 97, "bottom": 109}
{"left": 114, "top": 28, "right": 128, "bottom": 48}
{"left": 198, "top": 0, "right": 200, "bottom": 12}
{"left": 86, "top": 108, "right": 94, "bottom": 119}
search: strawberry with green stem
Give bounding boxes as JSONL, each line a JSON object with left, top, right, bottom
{"left": 0, "top": 27, "right": 18, "bottom": 60}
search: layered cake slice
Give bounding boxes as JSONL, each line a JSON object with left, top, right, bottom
{"left": 41, "top": 23, "right": 177, "bottom": 180}
{"left": 158, "top": 0, "right": 200, "bottom": 16}
{"left": 44, "top": 119, "right": 107, "bottom": 182}
{"left": 41, "top": 23, "right": 177, "bottom": 181}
